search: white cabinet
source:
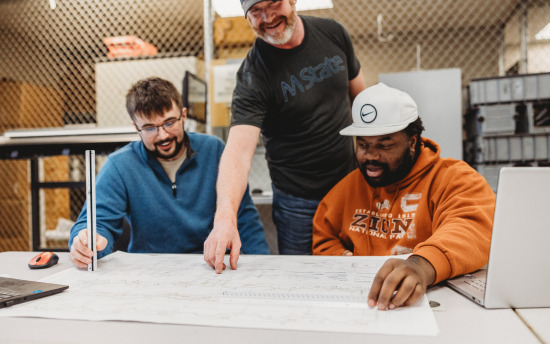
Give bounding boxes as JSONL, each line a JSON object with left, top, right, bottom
{"left": 380, "top": 68, "right": 463, "bottom": 160}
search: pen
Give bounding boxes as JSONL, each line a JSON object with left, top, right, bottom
{"left": 86, "top": 150, "right": 97, "bottom": 271}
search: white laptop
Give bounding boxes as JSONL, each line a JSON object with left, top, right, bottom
{"left": 446, "top": 167, "right": 550, "bottom": 309}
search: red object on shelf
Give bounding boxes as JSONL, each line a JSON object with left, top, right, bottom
{"left": 104, "top": 36, "right": 158, "bottom": 58}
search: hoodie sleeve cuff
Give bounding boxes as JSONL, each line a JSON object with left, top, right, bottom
{"left": 413, "top": 245, "right": 452, "bottom": 285}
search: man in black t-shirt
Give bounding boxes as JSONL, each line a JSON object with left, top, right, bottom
{"left": 204, "top": 0, "right": 366, "bottom": 273}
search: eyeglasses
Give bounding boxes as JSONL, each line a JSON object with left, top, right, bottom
{"left": 136, "top": 113, "right": 182, "bottom": 138}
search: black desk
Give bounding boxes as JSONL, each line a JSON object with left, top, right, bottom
{"left": 0, "top": 127, "right": 139, "bottom": 251}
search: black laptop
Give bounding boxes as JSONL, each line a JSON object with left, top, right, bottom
{"left": 0, "top": 276, "right": 68, "bottom": 308}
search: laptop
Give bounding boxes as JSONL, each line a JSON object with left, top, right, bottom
{"left": 0, "top": 276, "right": 68, "bottom": 309}
{"left": 447, "top": 167, "right": 550, "bottom": 309}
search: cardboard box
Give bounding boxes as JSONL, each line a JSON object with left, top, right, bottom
{"left": 0, "top": 160, "right": 29, "bottom": 201}
{"left": 0, "top": 199, "right": 30, "bottom": 251}
{"left": 43, "top": 188, "right": 70, "bottom": 231}
{"left": 42, "top": 156, "right": 70, "bottom": 230}
{"left": 214, "top": 17, "right": 255, "bottom": 45}
{"left": 0, "top": 156, "right": 69, "bottom": 250}
{"left": 209, "top": 59, "right": 235, "bottom": 128}
{"left": 0, "top": 80, "right": 64, "bottom": 129}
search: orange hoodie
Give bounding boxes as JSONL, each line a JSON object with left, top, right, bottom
{"left": 312, "top": 138, "right": 495, "bottom": 285}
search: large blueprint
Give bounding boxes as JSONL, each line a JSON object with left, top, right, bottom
{"left": 0, "top": 252, "right": 439, "bottom": 336}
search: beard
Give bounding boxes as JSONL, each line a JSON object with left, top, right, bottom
{"left": 146, "top": 136, "right": 184, "bottom": 161}
{"left": 358, "top": 148, "right": 416, "bottom": 188}
{"left": 253, "top": 6, "right": 297, "bottom": 45}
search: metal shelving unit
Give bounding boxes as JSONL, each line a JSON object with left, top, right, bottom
{"left": 464, "top": 73, "right": 550, "bottom": 192}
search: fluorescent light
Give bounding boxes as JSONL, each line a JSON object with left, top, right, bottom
{"left": 212, "top": 0, "right": 333, "bottom": 18}
{"left": 535, "top": 23, "right": 550, "bottom": 40}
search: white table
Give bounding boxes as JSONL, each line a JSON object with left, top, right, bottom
{"left": 516, "top": 308, "right": 550, "bottom": 343}
{"left": 0, "top": 252, "right": 541, "bottom": 344}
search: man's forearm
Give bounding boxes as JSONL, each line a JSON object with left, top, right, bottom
{"left": 214, "top": 125, "right": 260, "bottom": 224}
{"left": 215, "top": 149, "right": 251, "bottom": 223}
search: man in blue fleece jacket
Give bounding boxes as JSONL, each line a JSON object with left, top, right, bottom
{"left": 69, "top": 77, "right": 269, "bottom": 268}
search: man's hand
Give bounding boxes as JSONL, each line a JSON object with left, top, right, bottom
{"left": 367, "top": 255, "right": 436, "bottom": 310}
{"left": 204, "top": 125, "right": 259, "bottom": 273}
{"left": 69, "top": 228, "right": 107, "bottom": 269}
{"left": 203, "top": 215, "right": 242, "bottom": 274}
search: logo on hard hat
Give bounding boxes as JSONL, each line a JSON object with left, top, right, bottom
{"left": 360, "top": 104, "right": 377, "bottom": 124}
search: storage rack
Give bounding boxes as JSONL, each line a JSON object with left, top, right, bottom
{"left": 464, "top": 73, "right": 550, "bottom": 192}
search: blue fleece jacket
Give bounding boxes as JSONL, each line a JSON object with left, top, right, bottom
{"left": 69, "top": 132, "right": 269, "bottom": 257}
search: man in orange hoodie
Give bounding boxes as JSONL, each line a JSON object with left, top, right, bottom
{"left": 312, "top": 83, "right": 495, "bottom": 311}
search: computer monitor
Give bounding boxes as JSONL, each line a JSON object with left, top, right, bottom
{"left": 182, "top": 71, "right": 207, "bottom": 124}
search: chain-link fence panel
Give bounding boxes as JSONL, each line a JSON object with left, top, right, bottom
{"left": 0, "top": 0, "right": 204, "bottom": 129}
{"left": 0, "top": 0, "right": 204, "bottom": 251}
{"left": 215, "top": 0, "right": 550, "bottom": 87}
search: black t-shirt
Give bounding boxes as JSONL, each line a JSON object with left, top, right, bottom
{"left": 231, "top": 16, "right": 362, "bottom": 199}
